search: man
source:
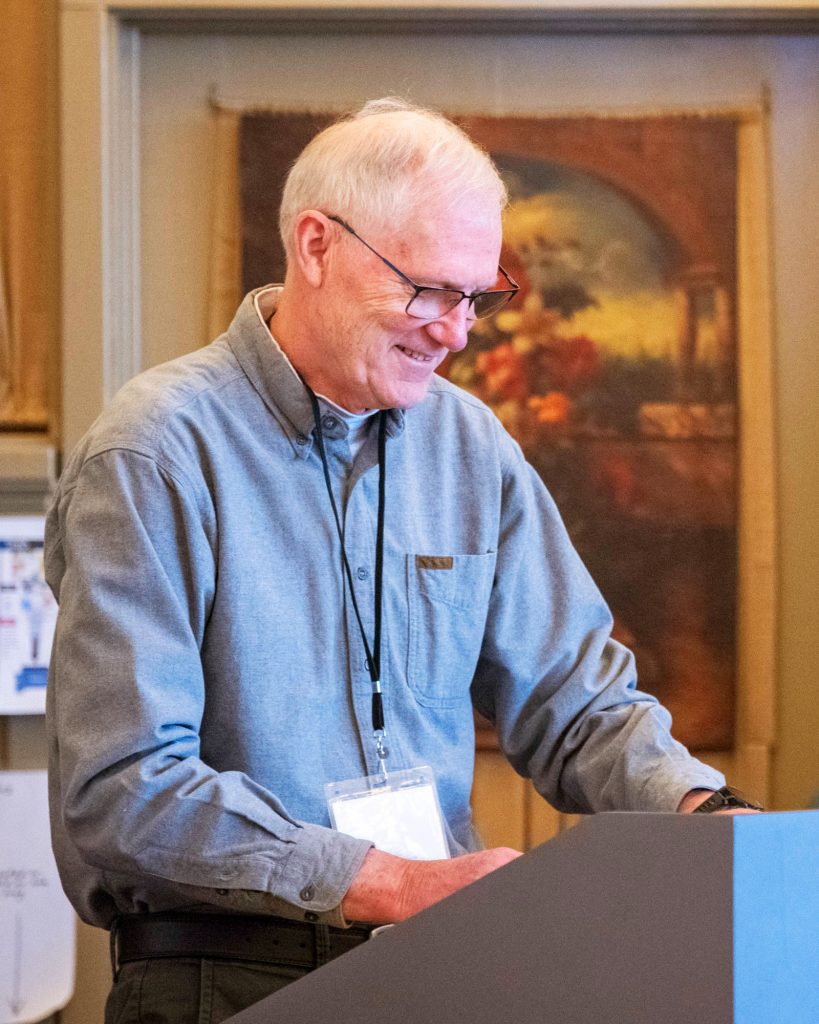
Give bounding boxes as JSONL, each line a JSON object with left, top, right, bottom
{"left": 46, "top": 99, "right": 756, "bottom": 1024}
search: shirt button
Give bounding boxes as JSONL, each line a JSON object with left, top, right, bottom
{"left": 295, "top": 433, "right": 308, "bottom": 446}
{"left": 322, "top": 415, "right": 338, "bottom": 430}
{"left": 304, "top": 911, "right": 320, "bottom": 923}
{"left": 300, "top": 884, "right": 316, "bottom": 902}
{"left": 356, "top": 566, "right": 369, "bottom": 581}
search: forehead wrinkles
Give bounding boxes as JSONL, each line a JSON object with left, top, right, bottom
{"left": 404, "top": 234, "right": 501, "bottom": 292}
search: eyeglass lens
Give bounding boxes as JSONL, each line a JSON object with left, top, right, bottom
{"left": 407, "top": 288, "right": 514, "bottom": 321}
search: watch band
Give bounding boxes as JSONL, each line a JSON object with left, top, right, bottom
{"left": 691, "top": 785, "right": 763, "bottom": 814}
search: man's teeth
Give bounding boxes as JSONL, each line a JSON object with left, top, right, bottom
{"left": 398, "top": 346, "right": 432, "bottom": 362}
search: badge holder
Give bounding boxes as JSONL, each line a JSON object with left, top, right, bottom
{"left": 325, "top": 765, "right": 450, "bottom": 861}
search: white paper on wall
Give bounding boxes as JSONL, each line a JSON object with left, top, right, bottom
{"left": 0, "top": 516, "right": 57, "bottom": 715}
{"left": 0, "top": 771, "right": 75, "bottom": 1024}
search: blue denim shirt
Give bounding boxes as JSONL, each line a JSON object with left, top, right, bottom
{"left": 45, "top": 287, "right": 724, "bottom": 929}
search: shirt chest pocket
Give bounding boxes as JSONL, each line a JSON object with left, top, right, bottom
{"left": 405, "top": 551, "right": 496, "bottom": 708}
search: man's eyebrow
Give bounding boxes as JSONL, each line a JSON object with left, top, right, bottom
{"left": 419, "top": 276, "right": 498, "bottom": 293}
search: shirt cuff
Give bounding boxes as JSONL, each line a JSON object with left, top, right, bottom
{"left": 637, "top": 757, "right": 726, "bottom": 812}
{"left": 171, "top": 823, "right": 374, "bottom": 928}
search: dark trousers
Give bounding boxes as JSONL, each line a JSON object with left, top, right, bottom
{"left": 104, "top": 956, "right": 309, "bottom": 1024}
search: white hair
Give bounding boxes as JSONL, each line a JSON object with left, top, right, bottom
{"left": 279, "top": 97, "right": 508, "bottom": 261}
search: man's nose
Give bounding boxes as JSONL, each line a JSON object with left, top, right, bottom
{"left": 424, "top": 300, "right": 473, "bottom": 352}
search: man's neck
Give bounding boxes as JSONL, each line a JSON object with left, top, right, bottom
{"left": 265, "top": 283, "right": 369, "bottom": 415}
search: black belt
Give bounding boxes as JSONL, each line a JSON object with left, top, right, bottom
{"left": 114, "top": 912, "right": 372, "bottom": 971}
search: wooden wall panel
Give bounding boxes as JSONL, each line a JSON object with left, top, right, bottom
{"left": 471, "top": 751, "right": 528, "bottom": 851}
{"left": 0, "top": 0, "right": 60, "bottom": 431}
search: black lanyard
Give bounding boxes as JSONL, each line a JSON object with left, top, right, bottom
{"left": 307, "top": 390, "right": 389, "bottom": 772}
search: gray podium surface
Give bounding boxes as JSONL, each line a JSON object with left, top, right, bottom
{"left": 228, "top": 811, "right": 818, "bottom": 1024}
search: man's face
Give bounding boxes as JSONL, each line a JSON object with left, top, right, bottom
{"left": 314, "top": 193, "right": 503, "bottom": 411}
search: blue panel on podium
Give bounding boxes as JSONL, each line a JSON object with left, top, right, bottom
{"left": 227, "top": 811, "right": 819, "bottom": 1024}
{"left": 733, "top": 813, "right": 819, "bottom": 1024}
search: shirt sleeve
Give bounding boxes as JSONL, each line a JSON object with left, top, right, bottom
{"left": 470, "top": 426, "right": 726, "bottom": 814}
{"left": 46, "top": 447, "right": 372, "bottom": 926}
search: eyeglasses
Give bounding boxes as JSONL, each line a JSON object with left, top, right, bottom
{"left": 327, "top": 215, "right": 519, "bottom": 321}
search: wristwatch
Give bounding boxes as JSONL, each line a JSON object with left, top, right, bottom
{"left": 691, "top": 786, "right": 763, "bottom": 814}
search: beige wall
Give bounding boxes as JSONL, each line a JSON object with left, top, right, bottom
{"left": 2, "top": 10, "right": 818, "bottom": 1023}
{"left": 765, "top": 37, "right": 819, "bottom": 813}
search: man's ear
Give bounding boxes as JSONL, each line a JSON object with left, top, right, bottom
{"left": 291, "top": 211, "right": 335, "bottom": 288}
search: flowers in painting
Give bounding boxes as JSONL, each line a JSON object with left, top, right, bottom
{"left": 449, "top": 287, "right": 602, "bottom": 441}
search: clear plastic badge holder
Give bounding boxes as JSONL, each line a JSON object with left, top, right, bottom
{"left": 325, "top": 765, "right": 450, "bottom": 861}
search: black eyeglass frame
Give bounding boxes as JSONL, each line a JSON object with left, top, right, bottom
{"left": 326, "top": 214, "right": 519, "bottom": 321}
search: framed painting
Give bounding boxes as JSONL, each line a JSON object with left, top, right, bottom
{"left": 239, "top": 108, "right": 751, "bottom": 753}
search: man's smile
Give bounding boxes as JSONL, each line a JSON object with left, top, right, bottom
{"left": 396, "top": 344, "right": 435, "bottom": 363}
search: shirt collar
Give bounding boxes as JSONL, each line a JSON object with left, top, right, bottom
{"left": 226, "top": 285, "right": 405, "bottom": 458}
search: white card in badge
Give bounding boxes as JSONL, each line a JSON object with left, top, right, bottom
{"left": 325, "top": 766, "right": 449, "bottom": 861}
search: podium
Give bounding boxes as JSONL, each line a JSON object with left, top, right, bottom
{"left": 228, "top": 811, "right": 818, "bottom": 1024}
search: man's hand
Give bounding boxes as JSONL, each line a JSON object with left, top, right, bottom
{"left": 677, "top": 788, "right": 760, "bottom": 815}
{"left": 342, "top": 846, "right": 522, "bottom": 925}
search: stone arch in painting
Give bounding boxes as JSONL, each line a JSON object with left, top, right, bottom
{"left": 460, "top": 114, "right": 738, "bottom": 384}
